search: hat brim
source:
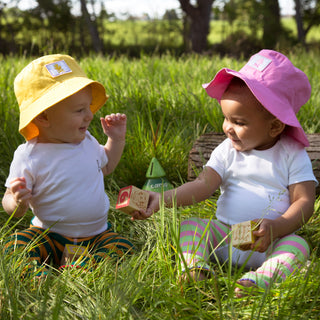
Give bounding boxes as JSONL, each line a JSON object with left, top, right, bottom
{"left": 19, "top": 76, "right": 108, "bottom": 141}
{"left": 202, "top": 68, "right": 309, "bottom": 147}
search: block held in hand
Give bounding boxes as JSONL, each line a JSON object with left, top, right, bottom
{"left": 232, "top": 220, "right": 259, "bottom": 247}
{"left": 116, "top": 185, "right": 149, "bottom": 214}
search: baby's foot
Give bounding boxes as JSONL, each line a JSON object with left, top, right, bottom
{"left": 180, "top": 268, "right": 210, "bottom": 282}
{"left": 235, "top": 279, "right": 258, "bottom": 298}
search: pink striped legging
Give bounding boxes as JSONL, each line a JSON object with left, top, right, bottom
{"left": 179, "top": 217, "right": 310, "bottom": 289}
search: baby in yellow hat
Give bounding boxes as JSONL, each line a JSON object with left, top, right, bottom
{"left": 2, "top": 54, "right": 133, "bottom": 277}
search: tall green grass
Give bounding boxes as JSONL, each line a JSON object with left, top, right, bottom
{"left": 1, "top": 203, "right": 320, "bottom": 319}
{"left": 0, "top": 51, "right": 320, "bottom": 319}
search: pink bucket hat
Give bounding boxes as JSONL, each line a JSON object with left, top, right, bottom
{"left": 202, "top": 49, "right": 311, "bottom": 147}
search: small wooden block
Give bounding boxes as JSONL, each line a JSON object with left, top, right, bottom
{"left": 61, "top": 244, "right": 89, "bottom": 265}
{"left": 116, "top": 185, "right": 149, "bottom": 214}
{"left": 232, "top": 220, "right": 259, "bottom": 247}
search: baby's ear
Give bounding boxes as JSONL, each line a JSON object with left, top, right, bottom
{"left": 269, "top": 118, "right": 285, "bottom": 138}
{"left": 33, "top": 112, "right": 50, "bottom": 127}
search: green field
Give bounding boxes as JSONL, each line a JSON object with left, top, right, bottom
{"left": 0, "top": 51, "right": 320, "bottom": 319}
{"left": 100, "top": 17, "right": 320, "bottom": 51}
{"left": 7, "top": 16, "right": 320, "bottom": 57}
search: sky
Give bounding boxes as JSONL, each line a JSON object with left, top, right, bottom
{"left": 12, "top": 0, "right": 295, "bottom": 18}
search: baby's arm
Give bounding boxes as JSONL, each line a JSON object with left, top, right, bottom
{"left": 100, "top": 113, "right": 126, "bottom": 176}
{"left": 131, "top": 166, "right": 222, "bottom": 220}
{"left": 2, "top": 177, "right": 32, "bottom": 217}
{"left": 252, "top": 180, "right": 316, "bottom": 252}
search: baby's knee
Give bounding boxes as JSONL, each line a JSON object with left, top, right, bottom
{"left": 274, "top": 234, "right": 310, "bottom": 261}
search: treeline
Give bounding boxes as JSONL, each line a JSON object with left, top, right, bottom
{"left": 0, "top": 0, "right": 319, "bottom": 57}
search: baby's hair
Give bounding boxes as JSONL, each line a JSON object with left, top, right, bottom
{"left": 225, "top": 77, "right": 276, "bottom": 120}
{"left": 228, "top": 77, "right": 247, "bottom": 88}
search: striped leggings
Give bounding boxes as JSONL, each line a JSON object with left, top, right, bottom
{"left": 4, "top": 223, "right": 134, "bottom": 276}
{"left": 179, "top": 217, "right": 310, "bottom": 289}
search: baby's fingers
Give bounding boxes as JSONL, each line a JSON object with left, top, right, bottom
{"left": 16, "top": 191, "right": 32, "bottom": 205}
{"left": 130, "top": 209, "right": 152, "bottom": 221}
{"left": 10, "top": 177, "right": 28, "bottom": 192}
{"left": 236, "top": 244, "right": 252, "bottom": 251}
{"left": 103, "top": 113, "right": 126, "bottom": 124}
{"left": 251, "top": 237, "right": 267, "bottom": 252}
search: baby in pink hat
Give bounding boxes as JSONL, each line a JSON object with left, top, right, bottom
{"left": 132, "top": 50, "right": 318, "bottom": 297}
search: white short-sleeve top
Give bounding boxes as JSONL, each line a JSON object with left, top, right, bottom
{"left": 205, "top": 135, "right": 318, "bottom": 225}
{"left": 5, "top": 131, "right": 109, "bottom": 238}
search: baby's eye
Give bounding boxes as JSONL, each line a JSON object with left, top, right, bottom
{"left": 235, "top": 121, "right": 245, "bottom": 126}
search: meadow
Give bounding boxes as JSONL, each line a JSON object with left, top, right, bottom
{"left": 101, "top": 17, "right": 320, "bottom": 50}
{"left": 18, "top": 17, "right": 320, "bottom": 58}
{"left": 0, "top": 49, "right": 320, "bottom": 319}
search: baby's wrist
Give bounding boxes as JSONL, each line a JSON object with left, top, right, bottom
{"left": 108, "top": 137, "right": 126, "bottom": 143}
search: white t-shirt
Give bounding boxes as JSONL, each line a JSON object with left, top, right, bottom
{"left": 205, "top": 135, "right": 318, "bottom": 225}
{"left": 5, "top": 131, "right": 110, "bottom": 238}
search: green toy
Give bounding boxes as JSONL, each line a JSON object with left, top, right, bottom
{"left": 142, "top": 157, "right": 173, "bottom": 193}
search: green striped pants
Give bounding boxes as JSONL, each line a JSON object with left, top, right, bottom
{"left": 179, "top": 217, "right": 310, "bottom": 289}
{"left": 4, "top": 222, "right": 134, "bottom": 276}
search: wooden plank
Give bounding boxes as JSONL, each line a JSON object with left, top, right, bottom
{"left": 188, "top": 133, "right": 320, "bottom": 195}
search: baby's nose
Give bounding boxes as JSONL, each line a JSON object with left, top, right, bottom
{"left": 85, "top": 108, "right": 93, "bottom": 121}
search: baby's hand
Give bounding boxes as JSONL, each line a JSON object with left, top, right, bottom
{"left": 251, "top": 218, "right": 275, "bottom": 252}
{"left": 9, "top": 177, "right": 32, "bottom": 207}
{"left": 130, "top": 191, "right": 160, "bottom": 221}
{"left": 236, "top": 243, "right": 252, "bottom": 251}
{"left": 100, "top": 113, "right": 126, "bottom": 141}
{"left": 130, "top": 209, "right": 153, "bottom": 221}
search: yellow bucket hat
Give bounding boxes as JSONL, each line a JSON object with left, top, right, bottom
{"left": 14, "top": 54, "right": 108, "bottom": 141}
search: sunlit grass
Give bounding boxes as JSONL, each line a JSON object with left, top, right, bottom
{"left": 1, "top": 197, "right": 320, "bottom": 319}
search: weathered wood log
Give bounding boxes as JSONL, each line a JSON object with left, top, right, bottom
{"left": 188, "top": 133, "right": 320, "bottom": 195}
